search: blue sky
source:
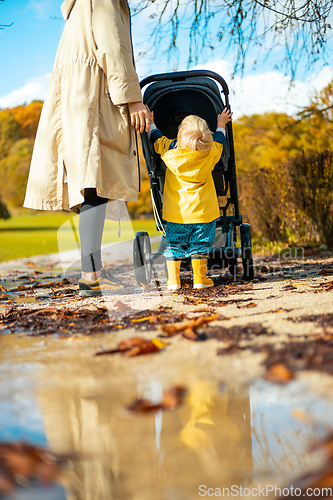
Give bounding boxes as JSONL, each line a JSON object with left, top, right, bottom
{"left": 0, "top": 0, "right": 332, "bottom": 118}
{"left": 0, "top": 1, "right": 63, "bottom": 94}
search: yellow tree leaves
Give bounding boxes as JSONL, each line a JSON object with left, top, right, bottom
{"left": 0, "top": 102, "right": 42, "bottom": 207}
{"left": 11, "top": 101, "right": 43, "bottom": 139}
{"left": 234, "top": 80, "right": 333, "bottom": 176}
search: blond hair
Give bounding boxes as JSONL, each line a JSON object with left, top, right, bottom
{"left": 177, "top": 115, "right": 213, "bottom": 152}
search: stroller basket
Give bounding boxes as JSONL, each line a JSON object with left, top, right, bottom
{"left": 133, "top": 70, "right": 254, "bottom": 286}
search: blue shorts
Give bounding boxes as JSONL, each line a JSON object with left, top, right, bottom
{"left": 164, "top": 221, "right": 216, "bottom": 259}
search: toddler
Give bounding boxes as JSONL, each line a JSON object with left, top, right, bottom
{"left": 148, "top": 108, "right": 232, "bottom": 289}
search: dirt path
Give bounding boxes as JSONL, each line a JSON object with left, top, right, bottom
{"left": 2, "top": 248, "right": 333, "bottom": 389}
{"left": 2, "top": 249, "right": 333, "bottom": 498}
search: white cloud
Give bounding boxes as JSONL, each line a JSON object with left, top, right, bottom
{"left": 26, "top": 0, "right": 57, "bottom": 19}
{"left": 0, "top": 74, "right": 51, "bottom": 108}
{"left": 193, "top": 60, "right": 333, "bottom": 119}
{"left": 1, "top": 63, "right": 332, "bottom": 119}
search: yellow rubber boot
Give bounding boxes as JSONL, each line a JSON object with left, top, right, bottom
{"left": 192, "top": 259, "right": 214, "bottom": 289}
{"left": 166, "top": 260, "right": 181, "bottom": 290}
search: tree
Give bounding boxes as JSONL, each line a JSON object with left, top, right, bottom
{"left": 288, "top": 150, "right": 333, "bottom": 246}
{"left": 132, "top": 0, "right": 332, "bottom": 78}
{"left": 11, "top": 101, "right": 43, "bottom": 139}
{"left": 0, "top": 194, "right": 10, "bottom": 220}
{"left": 234, "top": 81, "right": 333, "bottom": 174}
{"left": 0, "top": 139, "right": 33, "bottom": 207}
{"left": 0, "top": 111, "right": 23, "bottom": 160}
{"left": 295, "top": 79, "right": 333, "bottom": 149}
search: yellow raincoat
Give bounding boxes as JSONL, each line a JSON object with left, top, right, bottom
{"left": 154, "top": 136, "right": 222, "bottom": 224}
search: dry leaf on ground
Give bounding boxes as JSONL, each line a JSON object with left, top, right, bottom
{"left": 160, "top": 314, "right": 218, "bottom": 337}
{"left": 237, "top": 302, "right": 257, "bottom": 309}
{"left": 0, "top": 443, "right": 74, "bottom": 494}
{"left": 95, "top": 336, "right": 167, "bottom": 356}
{"left": 127, "top": 385, "right": 187, "bottom": 413}
{"left": 264, "top": 363, "right": 294, "bottom": 383}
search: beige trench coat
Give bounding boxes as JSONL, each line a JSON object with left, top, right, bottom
{"left": 24, "top": 0, "right": 142, "bottom": 212}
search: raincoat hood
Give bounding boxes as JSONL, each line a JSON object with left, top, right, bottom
{"left": 61, "top": 0, "right": 77, "bottom": 20}
{"left": 162, "top": 146, "right": 221, "bottom": 183}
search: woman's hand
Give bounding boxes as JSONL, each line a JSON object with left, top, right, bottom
{"left": 217, "top": 108, "right": 233, "bottom": 128}
{"left": 128, "top": 101, "right": 151, "bottom": 133}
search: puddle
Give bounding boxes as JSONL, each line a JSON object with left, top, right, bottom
{"left": 11, "top": 297, "right": 37, "bottom": 304}
{"left": 0, "top": 336, "right": 333, "bottom": 499}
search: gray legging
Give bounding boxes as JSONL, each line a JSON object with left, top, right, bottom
{"left": 79, "top": 188, "right": 108, "bottom": 273}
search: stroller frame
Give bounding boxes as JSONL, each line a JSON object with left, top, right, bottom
{"left": 133, "top": 70, "right": 254, "bottom": 285}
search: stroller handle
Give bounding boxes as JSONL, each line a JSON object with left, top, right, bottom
{"left": 140, "top": 70, "right": 229, "bottom": 101}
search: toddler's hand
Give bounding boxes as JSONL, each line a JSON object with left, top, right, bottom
{"left": 217, "top": 108, "right": 233, "bottom": 128}
{"left": 145, "top": 105, "right": 154, "bottom": 124}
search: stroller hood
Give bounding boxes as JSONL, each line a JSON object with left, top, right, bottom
{"left": 162, "top": 143, "right": 222, "bottom": 183}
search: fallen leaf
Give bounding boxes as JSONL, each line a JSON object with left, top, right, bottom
{"left": 127, "top": 385, "right": 187, "bottom": 413}
{"left": 131, "top": 315, "right": 158, "bottom": 323}
{"left": 281, "top": 285, "right": 297, "bottom": 291}
{"left": 182, "top": 328, "right": 198, "bottom": 341}
{"left": 10, "top": 285, "right": 28, "bottom": 292}
{"left": 267, "top": 308, "right": 293, "bottom": 313}
{"left": 190, "top": 307, "right": 216, "bottom": 313}
{"left": 161, "top": 385, "right": 187, "bottom": 410}
{"left": 0, "top": 443, "right": 75, "bottom": 494}
{"left": 124, "top": 341, "right": 160, "bottom": 357}
{"left": 0, "top": 294, "right": 11, "bottom": 301}
{"left": 95, "top": 336, "right": 167, "bottom": 356}
{"left": 237, "top": 302, "right": 257, "bottom": 309}
{"left": 126, "top": 398, "right": 161, "bottom": 413}
{"left": 318, "top": 268, "right": 333, "bottom": 276}
{"left": 161, "top": 314, "right": 218, "bottom": 336}
{"left": 151, "top": 338, "right": 168, "bottom": 349}
{"left": 264, "top": 363, "right": 294, "bottom": 384}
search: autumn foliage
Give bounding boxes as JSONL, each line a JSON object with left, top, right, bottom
{"left": 0, "top": 101, "right": 43, "bottom": 210}
{"left": 236, "top": 80, "right": 333, "bottom": 246}
{"left": 0, "top": 80, "right": 332, "bottom": 247}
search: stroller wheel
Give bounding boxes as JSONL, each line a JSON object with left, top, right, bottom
{"left": 240, "top": 223, "right": 254, "bottom": 280}
{"left": 228, "top": 258, "right": 238, "bottom": 279}
{"left": 133, "top": 231, "right": 152, "bottom": 285}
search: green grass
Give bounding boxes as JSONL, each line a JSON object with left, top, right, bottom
{"left": 0, "top": 209, "right": 160, "bottom": 262}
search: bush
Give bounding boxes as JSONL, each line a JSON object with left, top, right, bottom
{"left": 287, "top": 150, "right": 333, "bottom": 246}
{"left": 240, "top": 166, "right": 313, "bottom": 243}
{"left": 240, "top": 150, "right": 333, "bottom": 246}
{"left": 240, "top": 167, "right": 290, "bottom": 242}
{"left": 0, "top": 195, "right": 10, "bottom": 220}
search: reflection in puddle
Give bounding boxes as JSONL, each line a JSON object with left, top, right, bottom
{"left": 12, "top": 297, "right": 36, "bottom": 304}
{"left": 250, "top": 381, "right": 328, "bottom": 483}
{"left": 0, "top": 336, "right": 332, "bottom": 499}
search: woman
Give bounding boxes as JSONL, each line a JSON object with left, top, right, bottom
{"left": 24, "top": 0, "right": 150, "bottom": 296}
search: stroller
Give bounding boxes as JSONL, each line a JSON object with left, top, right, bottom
{"left": 133, "top": 70, "right": 254, "bottom": 285}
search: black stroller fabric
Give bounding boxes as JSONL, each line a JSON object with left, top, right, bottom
{"left": 133, "top": 70, "right": 254, "bottom": 282}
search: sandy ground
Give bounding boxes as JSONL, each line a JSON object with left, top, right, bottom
{"left": 2, "top": 242, "right": 333, "bottom": 393}
{"left": 2, "top": 244, "right": 333, "bottom": 498}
